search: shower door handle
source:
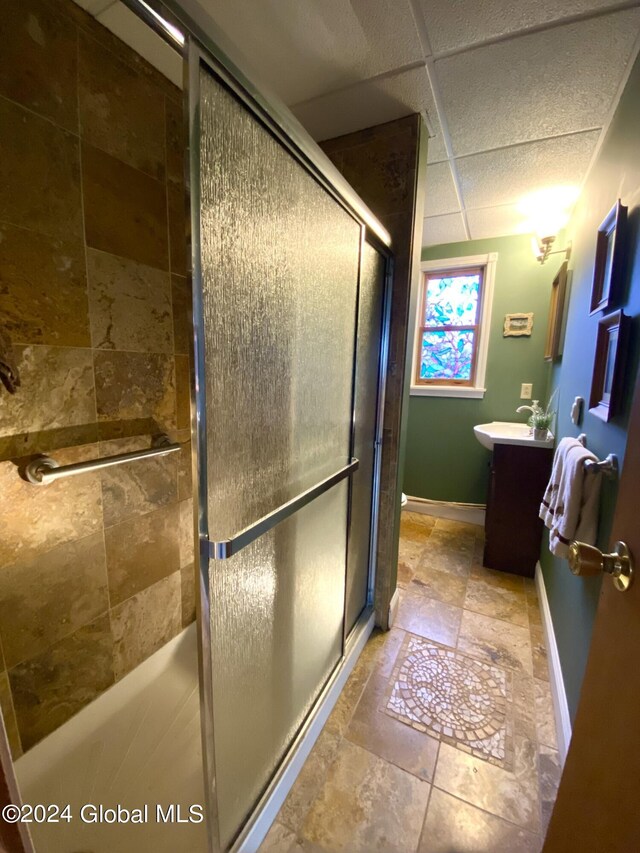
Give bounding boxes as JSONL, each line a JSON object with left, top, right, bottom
{"left": 208, "top": 458, "right": 359, "bottom": 560}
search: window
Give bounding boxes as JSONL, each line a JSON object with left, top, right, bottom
{"left": 411, "top": 254, "right": 497, "bottom": 399}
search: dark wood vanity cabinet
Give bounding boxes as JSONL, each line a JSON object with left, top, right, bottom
{"left": 483, "top": 443, "right": 554, "bottom": 578}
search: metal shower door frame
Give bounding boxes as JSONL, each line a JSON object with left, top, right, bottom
{"left": 188, "top": 41, "right": 393, "bottom": 850}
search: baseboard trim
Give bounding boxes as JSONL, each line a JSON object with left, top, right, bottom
{"left": 405, "top": 495, "right": 485, "bottom": 526}
{"left": 236, "top": 609, "right": 375, "bottom": 852}
{"left": 535, "top": 562, "right": 572, "bottom": 763}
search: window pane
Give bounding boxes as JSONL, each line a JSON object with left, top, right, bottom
{"left": 420, "top": 329, "right": 475, "bottom": 381}
{"left": 424, "top": 274, "right": 480, "bottom": 326}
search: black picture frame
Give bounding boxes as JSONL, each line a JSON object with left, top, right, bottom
{"left": 590, "top": 200, "right": 627, "bottom": 315}
{"left": 589, "top": 310, "right": 629, "bottom": 422}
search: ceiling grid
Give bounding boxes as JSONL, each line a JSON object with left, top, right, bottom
{"left": 76, "top": 0, "right": 640, "bottom": 245}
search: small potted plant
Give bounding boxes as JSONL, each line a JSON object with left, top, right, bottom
{"left": 528, "top": 389, "right": 557, "bottom": 441}
{"left": 528, "top": 410, "right": 554, "bottom": 441}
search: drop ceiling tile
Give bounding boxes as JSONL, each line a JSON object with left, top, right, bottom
{"left": 456, "top": 130, "right": 600, "bottom": 209}
{"left": 425, "top": 162, "right": 460, "bottom": 216}
{"left": 196, "top": 0, "right": 424, "bottom": 106}
{"left": 422, "top": 213, "right": 467, "bottom": 247}
{"left": 417, "top": 0, "right": 630, "bottom": 55}
{"left": 96, "top": 4, "right": 183, "bottom": 87}
{"left": 466, "top": 204, "right": 527, "bottom": 240}
{"left": 292, "top": 66, "right": 447, "bottom": 162}
{"left": 436, "top": 10, "right": 640, "bottom": 156}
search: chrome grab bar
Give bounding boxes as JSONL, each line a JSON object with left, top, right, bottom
{"left": 209, "top": 458, "right": 360, "bottom": 560}
{"left": 24, "top": 434, "right": 180, "bottom": 485}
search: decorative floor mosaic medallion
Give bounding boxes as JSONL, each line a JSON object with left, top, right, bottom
{"left": 384, "top": 634, "right": 514, "bottom": 769}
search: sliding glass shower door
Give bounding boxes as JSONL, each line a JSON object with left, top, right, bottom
{"left": 189, "top": 43, "right": 391, "bottom": 852}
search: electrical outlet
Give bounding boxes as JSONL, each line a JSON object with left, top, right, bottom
{"left": 520, "top": 383, "right": 533, "bottom": 399}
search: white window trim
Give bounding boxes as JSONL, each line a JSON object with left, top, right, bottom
{"left": 410, "top": 253, "right": 497, "bottom": 399}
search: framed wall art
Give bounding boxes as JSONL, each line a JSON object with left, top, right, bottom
{"left": 544, "top": 261, "right": 568, "bottom": 361}
{"left": 589, "top": 309, "right": 629, "bottom": 422}
{"left": 590, "top": 200, "right": 627, "bottom": 315}
{"left": 503, "top": 313, "right": 533, "bottom": 337}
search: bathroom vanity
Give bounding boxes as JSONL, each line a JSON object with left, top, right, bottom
{"left": 474, "top": 422, "right": 554, "bottom": 577}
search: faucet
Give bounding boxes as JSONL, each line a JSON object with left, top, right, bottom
{"left": 516, "top": 400, "right": 543, "bottom": 417}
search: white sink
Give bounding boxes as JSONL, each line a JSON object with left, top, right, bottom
{"left": 473, "top": 421, "right": 554, "bottom": 450}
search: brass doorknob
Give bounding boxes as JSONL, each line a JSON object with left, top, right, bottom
{"left": 568, "top": 541, "right": 634, "bottom": 592}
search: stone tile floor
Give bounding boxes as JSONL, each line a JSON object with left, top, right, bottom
{"left": 260, "top": 513, "right": 561, "bottom": 853}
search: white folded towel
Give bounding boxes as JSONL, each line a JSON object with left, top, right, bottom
{"left": 540, "top": 437, "right": 602, "bottom": 558}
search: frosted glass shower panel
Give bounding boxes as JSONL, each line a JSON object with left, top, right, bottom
{"left": 197, "top": 64, "right": 361, "bottom": 848}
{"left": 199, "top": 71, "right": 360, "bottom": 541}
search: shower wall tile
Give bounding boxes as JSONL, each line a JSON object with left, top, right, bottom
{"left": 99, "top": 435, "right": 178, "bottom": 528}
{"left": 337, "top": 128, "right": 417, "bottom": 218}
{"left": 78, "top": 31, "right": 166, "bottom": 181}
{"left": 168, "top": 181, "right": 187, "bottom": 275}
{"left": 82, "top": 142, "right": 169, "bottom": 270}
{"left": 0, "top": 0, "right": 79, "bottom": 133}
{"left": 0, "top": 222, "right": 90, "bottom": 348}
{"left": 178, "top": 499, "right": 195, "bottom": 568}
{"left": 165, "top": 96, "right": 185, "bottom": 188}
{"left": 172, "top": 275, "right": 192, "bottom": 355}
{"left": 0, "top": 0, "right": 192, "bottom": 753}
{"left": 104, "top": 504, "right": 180, "bottom": 606}
{"left": 0, "top": 346, "right": 96, "bottom": 438}
{"left": 181, "top": 563, "right": 197, "bottom": 628}
{"left": 87, "top": 249, "right": 173, "bottom": 353}
{"left": 58, "top": 0, "right": 179, "bottom": 103}
{"left": 0, "top": 532, "right": 109, "bottom": 668}
{"left": 94, "top": 350, "right": 176, "bottom": 428}
{"left": 111, "top": 571, "right": 182, "bottom": 680}
{"left": 9, "top": 613, "right": 115, "bottom": 751}
{"left": 177, "top": 434, "right": 193, "bottom": 501}
{"left": 0, "top": 98, "right": 82, "bottom": 241}
{"left": 175, "top": 354, "right": 191, "bottom": 430}
{"left": 0, "top": 670, "right": 22, "bottom": 760}
{"left": 0, "top": 446, "right": 103, "bottom": 569}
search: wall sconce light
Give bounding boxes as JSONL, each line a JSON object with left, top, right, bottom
{"left": 531, "top": 234, "right": 572, "bottom": 265}
{"left": 518, "top": 186, "right": 579, "bottom": 265}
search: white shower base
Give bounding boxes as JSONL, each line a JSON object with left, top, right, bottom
{"left": 15, "top": 624, "right": 207, "bottom": 853}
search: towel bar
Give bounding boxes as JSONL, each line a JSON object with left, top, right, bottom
{"left": 584, "top": 453, "right": 618, "bottom": 477}
{"left": 24, "top": 434, "right": 180, "bottom": 485}
{"left": 576, "top": 434, "right": 618, "bottom": 477}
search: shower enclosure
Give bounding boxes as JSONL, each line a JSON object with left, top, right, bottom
{"left": 0, "top": 1, "right": 393, "bottom": 850}
{"left": 188, "top": 35, "right": 392, "bottom": 848}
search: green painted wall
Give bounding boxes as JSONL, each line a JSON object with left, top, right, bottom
{"left": 403, "top": 234, "right": 552, "bottom": 504}
{"left": 540, "top": 56, "right": 640, "bottom": 722}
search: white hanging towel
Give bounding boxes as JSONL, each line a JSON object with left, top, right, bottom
{"left": 539, "top": 437, "right": 602, "bottom": 558}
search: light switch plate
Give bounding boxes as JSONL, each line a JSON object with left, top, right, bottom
{"left": 520, "top": 383, "right": 533, "bottom": 399}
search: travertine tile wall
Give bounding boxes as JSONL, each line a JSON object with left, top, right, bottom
{"left": 320, "top": 116, "right": 428, "bottom": 629}
{"left": 0, "top": 0, "right": 194, "bottom": 756}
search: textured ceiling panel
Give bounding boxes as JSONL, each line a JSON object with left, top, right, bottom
{"left": 425, "top": 162, "right": 460, "bottom": 216}
{"left": 416, "top": 0, "right": 631, "bottom": 54}
{"left": 292, "top": 66, "right": 448, "bottom": 163}
{"left": 466, "top": 204, "right": 527, "bottom": 240}
{"left": 196, "top": 0, "right": 424, "bottom": 105}
{"left": 422, "top": 213, "right": 467, "bottom": 246}
{"left": 436, "top": 10, "right": 640, "bottom": 156}
{"left": 456, "top": 130, "right": 600, "bottom": 209}
{"left": 96, "top": 4, "right": 183, "bottom": 87}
